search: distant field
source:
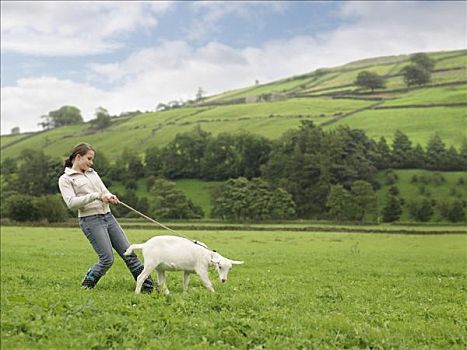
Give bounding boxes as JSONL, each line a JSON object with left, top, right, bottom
{"left": 175, "top": 179, "right": 223, "bottom": 216}
{"left": 382, "top": 84, "right": 467, "bottom": 106}
{"left": 375, "top": 169, "right": 467, "bottom": 222}
{"left": 328, "top": 106, "right": 467, "bottom": 147}
{"left": 180, "top": 98, "right": 371, "bottom": 122}
{"left": 1, "top": 227, "right": 465, "bottom": 349}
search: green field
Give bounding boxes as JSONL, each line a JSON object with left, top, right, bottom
{"left": 381, "top": 84, "right": 467, "bottom": 106}
{"left": 1, "top": 226, "right": 465, "bottom": 349}
{"left": 328, "top": 106, "right": 467, "bottom": 147}
{"left": 374, "top": 170, "right": 467, "bottom": 221}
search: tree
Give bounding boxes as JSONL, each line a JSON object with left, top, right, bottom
{"left": 233, "top": 133, "right": 272, "bottom": 179}
{"left": 156, "top": 103, "right": 167, "bottom": 112}
{"left": 351, "top": 180, "right": 378, "bottom": 223}
{"left": 439, "top": 199, "right": 465, "bottom": 222}
{"left": 408, "top": 199, "right": 433, "bottom": 222}
{"left": 425, "top": 134, "right": 447, "bottom": 170}
{"left": 446, "top": 200, "right": 465, "bottom": 222}
{"left": 35, "top": 195, "right": 69, "bottom": 223}
{"left": 354, "top": 71, "right": 386, "bottom": 92}
{"left": 90, "top": 107, "right": 112, "bottom": 130}
{"left": 145, "top": 146, "right": 163, "bottom": 176}
{"left": 401, "top": 64, "right": 431, "bottom": 87}
{"left": 161, "top": 126, "right": 212, "bottom": 179}
{"left": 212, "top": 178, "right": 295, "bottom": 221}
{"left": 201, "top": 133, "right": 240, "bottom": 180}
{"left": 5, "top": 194, "right": 41, "bottom": 222}
{"left": 1, "top": 158, "right": 17, "bottom": 176}
{"left": 195, "top": 87, "right": 205, "bottom": 101}
{"left": 445, "top": 146, "right": 461, "bottom": 171}
{"left": 459, "top": 139, "right": 467, "bottom": 171}
{"left": 10, "top": 126, "right": 20, "bottom": 134}
{"left": 391, "top": 130, "right": 414, "bottom": 168}
{"left": 381, "top": 194, "right": 402, "bottom": 222}
{"left": 375, "top": 137, "right": 391, "bottom": 169}
{"left": 6, "top": 149, "right": 60, "bottom": 196}
{"left": 326, "top": 185, "right": 360, "bottom": 222}
{"left": 47, "top": 106, "right": 84, "bottom": 128}
{"left": 410, "top": 53, "right": 435, "bottom": 72}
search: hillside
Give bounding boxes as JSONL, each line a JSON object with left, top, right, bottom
{"left": 1, "top": 49, "right": 466, "bottom": 162}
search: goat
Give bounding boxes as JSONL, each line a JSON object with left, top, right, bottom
{"left": 124, "top": 235, "right": 244, "bottom": 294}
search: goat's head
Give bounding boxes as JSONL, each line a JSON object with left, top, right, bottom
{"left": 211, "top": 252, "right": 244, "bottom": 283}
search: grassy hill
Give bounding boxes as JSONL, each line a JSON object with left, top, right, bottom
{"left": 1, "top": 49, "right": 466, "bottom": 162}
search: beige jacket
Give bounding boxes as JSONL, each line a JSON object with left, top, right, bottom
{"left": 58, "top": 167, "right": 112, "bottom": 217}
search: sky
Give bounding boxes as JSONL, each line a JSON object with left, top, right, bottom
{"left": 1, "top": 1, "right": 466, "bottom": 134}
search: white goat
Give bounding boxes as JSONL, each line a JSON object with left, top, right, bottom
{"left": 124, "top": 235, "right": 244, "bottom": 294}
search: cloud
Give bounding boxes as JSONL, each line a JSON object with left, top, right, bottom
{"left": 187, "top": 2, "right": 288, "bottom": 41}
{"left": 1, "top": 77, "right": 108, "bottom": 133}
{"left": 0, "top": 1, "right": 173, "bottom": 56}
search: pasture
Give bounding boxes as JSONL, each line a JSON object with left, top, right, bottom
{"left": 1, "top": 226, "right": 465, "bottom": 349}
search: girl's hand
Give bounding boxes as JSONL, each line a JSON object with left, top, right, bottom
{"left": 109, "top": 195, "right": 120, "bottom": 205}
{"left": 101, "top": 193, "right": 120, "bottom": 204}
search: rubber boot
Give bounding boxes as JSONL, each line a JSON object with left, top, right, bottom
{"left": 131, "top": 265, "right": 158, "bottom": 293}
{"left": 81, "top": 269, "right": 101, "bottom": 289}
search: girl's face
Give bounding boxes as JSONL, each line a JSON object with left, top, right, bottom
{"left": 73, "top": 150, "right": 95, "bottom": 173}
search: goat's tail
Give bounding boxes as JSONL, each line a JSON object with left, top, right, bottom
{"left": 124, "top": 243, "right": 145, "bottom": 256}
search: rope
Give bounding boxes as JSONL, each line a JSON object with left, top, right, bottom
{"left": 118, "top": 201, "right": 214, "bottom": 252}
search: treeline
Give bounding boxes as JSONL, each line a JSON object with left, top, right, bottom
{"left": 119, "top": 124, "right": 467, "bottom": 184}
{"left": 1, "top": 122, "right": 466, "bottom": 223}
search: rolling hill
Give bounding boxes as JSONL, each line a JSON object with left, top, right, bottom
{"left": 1, "top": 49, "right": 466, "bottom": 162}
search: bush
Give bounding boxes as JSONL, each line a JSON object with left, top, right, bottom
{"left": 388, "top": 186, "right": 400, "bottom": 196}
{"left": 439, "top": 200, "right": 466, "bottom": 222}
{"left": 408, "top": 199, "right": 433, "bottom": 222}
{"left": 35, "top": 195, "right": 69, "bottom": 223}
{"left": 212, "top": 178, "right": 295, "bottom": 221}
{"left": 381, "top": 195, "right": 402, "bottom": 223}
{"left": 385, "top": 170, "right": 398, "bottom": 185}
{"left": 5, "top": 194, "right": 41, "bottom": 222}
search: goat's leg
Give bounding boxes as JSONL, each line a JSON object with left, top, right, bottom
{"left": 157, "top": 270, "right": 170, "bottom": 295}
{"left": 196, "top": 269, "right": 215, "bottom": 293}
{"left": 135, "top": 264, "right": 154, "bottom": 294}
{"left": 183, "top": 272, "right": 191, "bottom": 292}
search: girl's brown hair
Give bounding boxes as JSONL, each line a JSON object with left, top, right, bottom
{"left": 64, "top": 143, "right": 95, "bottom": 169}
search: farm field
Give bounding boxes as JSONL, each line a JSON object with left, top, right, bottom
{"left": 1, "top": 226, "right": 465, "bottom": 349}
{"left": 328, "top": 106, "right": 467, "bottom": 147}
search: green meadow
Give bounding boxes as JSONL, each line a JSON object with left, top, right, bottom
{"left": 374, "top": 170, "right": 467, "bottom": 222}
{"left": 1, "top": 226, "right": 466, "bottom": 349}
{"left": 328, "top": 106, "right": 466, "bottom": 147}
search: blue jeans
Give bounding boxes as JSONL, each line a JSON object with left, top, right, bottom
{"left": 79, "top": 212, "right": 142, "bottom": 279}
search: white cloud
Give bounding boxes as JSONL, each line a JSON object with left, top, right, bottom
{"left": 1, "top": 1, "right": 173, "bottom": 56}
{"left": 1, "top": 77, "right": 108, "bottom": 133}
{"left": 188, "top": 1, "right": 288, "bottom": 41}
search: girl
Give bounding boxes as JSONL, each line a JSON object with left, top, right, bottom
{"left": 58, "top": 143, "right": 154, "bottom": 292}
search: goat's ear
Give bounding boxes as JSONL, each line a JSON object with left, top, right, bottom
{"left": 230, "top": 260, "right": 244, "bottom": 266}
{"left": 211, "top": 257, "right": 221, "bottom": 264}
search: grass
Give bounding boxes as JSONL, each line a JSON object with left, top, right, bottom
{"left": 327, "top": 106, "right": 467, "bottom": 148}
{"left": 375, "top": 170, "right": 467, "bottom": 222}
{"left": 174, "top": 179, "right": 223, "bottom": 216}
{"left": 1, "top": 226, "right": 466, "bottom": 349}
{"left": 382, "top": 84, "right": 467, "bottom": 106}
